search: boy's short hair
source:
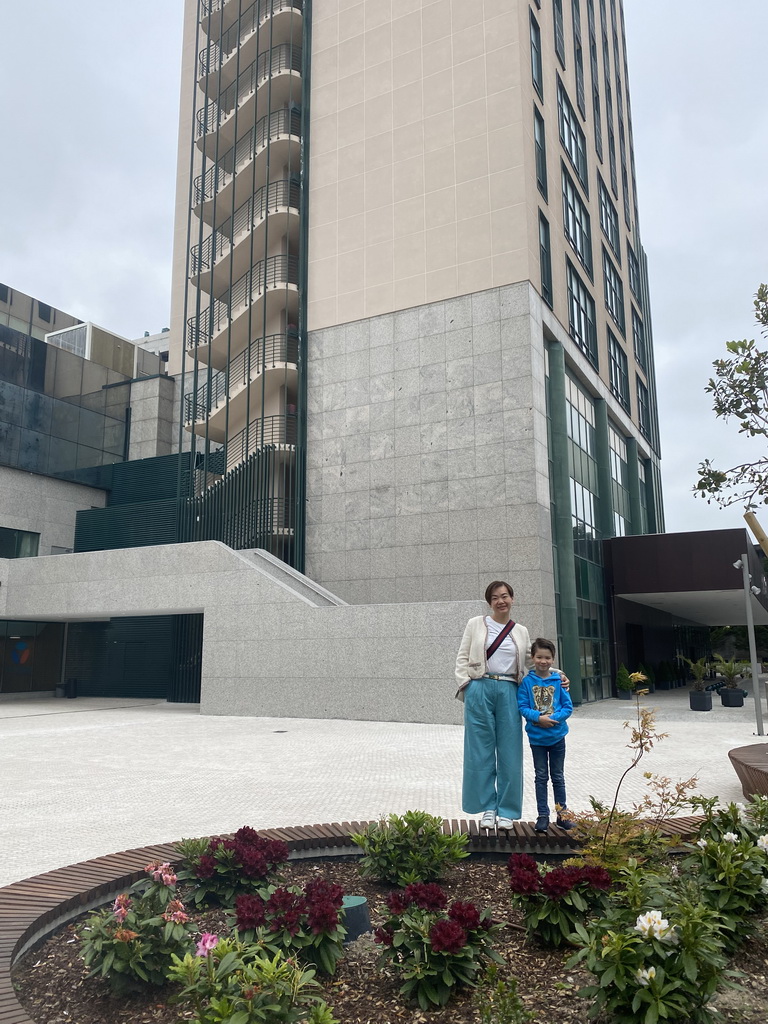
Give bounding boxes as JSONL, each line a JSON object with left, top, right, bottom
{"left": 531, "top": 637, "right": 556, "bottom": 658}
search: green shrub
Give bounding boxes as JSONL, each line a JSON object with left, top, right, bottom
{"left": 79, "top": 861, "right": 195, "bottom": 993}
{"left": 568, "top": 898, "right": 729, "bottom": 1024}
{"left": 350, "top": 809, "right": 468, "bottom": 885}
{"left": 176, "top": 826, "right": 289, "bottom": 906}
{"left": 168, "top": 938, "right": 338, "bottom": 1024}
{"left": 373, "top": 882, "right": 503, "bottom": 1010}
{"left": 476, "top": 964, "right": 533, "bottom": 1024}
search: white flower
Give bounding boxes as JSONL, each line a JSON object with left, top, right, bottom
{"left": 636, "top": 966, "right": 656, "bottom": 987}
{"left": 757, "top": 834, "right": 768, "bottom": 852}
{"left": 722, "top": 832, "right": 739, "bottom": 843}
{"left": 761, "top": 879, "right": 768, "bottom": 895}
{"left": 696, "top": 838, "right": 708, "bottom": 849}
{"left": 736, "top": 802, "right": 749, "bottom": 824}
{"left": 634, "top": 911, "right": 678, "bottom": 943}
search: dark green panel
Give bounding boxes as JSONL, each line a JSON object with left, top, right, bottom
{"left": 65, "top": 617, "right": 175, "bottom": 699}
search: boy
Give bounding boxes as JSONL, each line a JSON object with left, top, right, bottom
{"left": 517, "top": 638, "right": 574, "bottom": 833}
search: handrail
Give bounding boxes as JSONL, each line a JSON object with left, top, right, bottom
{"left": 196, "top": 44, "right": 302, "bottom": 138}
{"left": 186, "top": 254, "right": 300, "bottom": 348}
{"left": 184, "top": 331, "right": 299, "bottom": 422}
{"left": 194, "top": 107, "right": 302, "bottom": 206}
{"left": 190, "top": 179, "right": 300, "bottom": 276}
{"left": 227, "top": 413, "right": 298, "bottom": 464}
{"left": 199, "top": 0, "right": 304, "bottom": 77}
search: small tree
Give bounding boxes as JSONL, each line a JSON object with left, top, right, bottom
{"left": 615, "top": 663, "right": 634, "bottom": 694}
{"left": 695, "top": 284, "right": 768, "bottom": 508}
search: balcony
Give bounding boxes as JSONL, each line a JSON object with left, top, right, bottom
{"left": 184, "top": 330, "right": 299, "bottom": 430}
{"left": 190, "top": 178, "right": 301, "bottom": 293}
{"left": 196, "top": 44, "right": 302, "bottom": 154}
{"left": 186, "top": 254, "right": 299, "bottom": 365}
{"left": 199, "top": 0, "right": 304, "bottom": 87}
{"left": 193, "top": 107, "right": 302, "bottom": 225}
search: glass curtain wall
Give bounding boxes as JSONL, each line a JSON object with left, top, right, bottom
{"left": 182, "top": 0, "right": 308, "bottom": 569}
{"left": 565, "top": 375, "right": 611, "bottom": 700}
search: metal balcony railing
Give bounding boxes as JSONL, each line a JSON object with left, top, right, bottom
{"left": 199, "top": 0, "right": 304, "bottom": 78}
{"left": 190, "top": 178, "right": 300, "bottom": 276}
{"left": 194, "top": 107, "right": 302, "bottom": 206}
{"left": 201, "top": 0, "right": 229, "bottom": 16}
{"left": 196, "top": 44, "right": 302, "bottom": 138}
{"left": 227, "top": 414, "right": 298, "bottom": 464}
{"left": 186, "top": 255, "right": 299, "bottom": 348}
{"left": 184, "top": 331, "right": 299, "bottom": 422}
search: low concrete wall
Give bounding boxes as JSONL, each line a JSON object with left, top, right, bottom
{"left": 0, "top": 540, "right": 549, "bottom": 725}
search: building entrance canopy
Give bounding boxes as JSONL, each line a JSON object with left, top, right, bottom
{"left": 603, "top": 528, "right": 768, "bottom": 627}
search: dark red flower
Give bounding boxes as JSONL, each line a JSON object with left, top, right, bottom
{"left": 578, "top": 865, "right": 612, "bottom": 890}
{"left": 238, "top": 845, "right": 270, "bottom": 879}
{"left": 386, "top": 890, "right": 409, "bottom": 915}
{"left": 374, "top": 925, "right": 394, "bottom": 946}
{"left": 195, "top": 854, "right": 217, "bottom": 880}
{"left": 264, "top": 839, "right": 289, "bottom": 867}
{"left": 448, "top": 900, "right": 482, "bottom": 931}
{"left": 305, "top": 878, "right": 345, "bottom": 908}
{"left": 402, "top": 883, "right": 448, "bottom": 911}
{"left": 235, "top": 893, "right": 267, "bottom": 930}
{"left": 508, "top": 868, "right": 542, "bottom": 895}
{"left": 508, "top": 853, "right": 539, "bottom": 876}
{"left": 234, "top": 826, "right": 261, "bottom": 846}
{"left": 307, "top": 899, "right": 340, "bottom": 934}
{"left": 541, "top": 868, "right": 577, "bottom": 899}
{"left": 429, "top": 919, "right": 467, "bottom": 953}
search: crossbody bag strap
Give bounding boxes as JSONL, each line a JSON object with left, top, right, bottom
{"left": 486, "top": 619, "right": 515, "bottom": 660}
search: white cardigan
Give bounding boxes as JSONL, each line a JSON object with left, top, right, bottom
{"left": 454, "top": 615, "right": 532, "bottom": 702}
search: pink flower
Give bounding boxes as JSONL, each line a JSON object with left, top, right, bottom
{"left": 161, "top": 871, "right": 178, "bottom": 887}
{"left": 195, "top": 932, "right": 219, "bottom": 956}
{"left": 112, "top": 894, "right": 131, "bottom": 923}
{"left": 162, "top": 899, "right": 189, "bottom": 924}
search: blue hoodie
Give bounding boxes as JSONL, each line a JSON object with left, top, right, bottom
{"left": 517, "top": 669, "right": 573, "bottom": 746}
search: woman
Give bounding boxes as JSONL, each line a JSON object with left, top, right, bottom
{"left": 455, "top": 580, "right": 567, "bottom": 830}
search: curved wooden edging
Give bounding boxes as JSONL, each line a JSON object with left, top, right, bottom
{"left": 0, "top": 816, "right": 702, "bottom": 1024}
{"left": 729, "top": 743, "right": 768, "bottom": 800}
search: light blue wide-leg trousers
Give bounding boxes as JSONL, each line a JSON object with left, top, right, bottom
{"left": 462, "top": 676, "right": 523, "bottom": 820}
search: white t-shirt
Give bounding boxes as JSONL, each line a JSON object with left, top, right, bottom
{"left": 485, "top": 615, "right": 519, "bottom": 676}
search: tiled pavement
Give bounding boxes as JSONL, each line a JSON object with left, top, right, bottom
{"left": 2, "top": 684, "right": 767, "bottom": 889}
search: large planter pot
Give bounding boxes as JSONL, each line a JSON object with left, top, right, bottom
{"left": 617, "top": 689, "right": 632, "bottom": 700}
{"left": 689, "top": 690, "right": 712, "bottom": 712}
{"left": 720, "top": 689, "right": 746, "bottom": 708}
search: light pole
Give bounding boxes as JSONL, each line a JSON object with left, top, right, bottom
{"left": 734, "top": 555, "right": 765, "bottom": 736}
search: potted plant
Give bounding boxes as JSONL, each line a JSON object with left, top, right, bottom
{"left": 683, "top": 657, "right": 712, "bottom": 711}
{"left": 615, "top": 663, "right": 633, "bottom": 700}
{"left": 712, "top": 653, "right": 749, "bottom": 707}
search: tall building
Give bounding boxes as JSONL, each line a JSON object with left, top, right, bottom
{"left": 172, "top": 0, "right": 664, "bottom": 703}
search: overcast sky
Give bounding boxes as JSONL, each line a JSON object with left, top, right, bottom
{"left": 1, "top": 1, "right": 766, "bottom": 536}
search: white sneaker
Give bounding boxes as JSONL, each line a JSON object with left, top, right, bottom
{"left": 480, "top": 810, "right": 496, "bottom": 829}
{"left": 496, "top": 817, "right": 515, "bottom": 830}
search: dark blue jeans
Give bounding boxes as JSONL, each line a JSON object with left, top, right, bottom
{"left": 530, "top": 739, "right": 567, "bottom": 817}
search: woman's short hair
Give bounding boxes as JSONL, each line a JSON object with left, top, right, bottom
{"left": 485, "top": 580, "right": 514, "bottom": 604}
{"left": 531, "top": 637, "right": 556, "bottom": 658}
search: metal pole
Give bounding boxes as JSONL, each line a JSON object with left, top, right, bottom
{"left": 742, "top": 553, "right": 765, "bottom": 736}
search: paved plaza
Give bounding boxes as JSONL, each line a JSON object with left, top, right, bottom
{"left": 2, "top": 686, "right": 766, "bottom": 888}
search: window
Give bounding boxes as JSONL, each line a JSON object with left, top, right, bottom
{"left": 572, "top": 0, "right": 586, "bottom": 115}
{"left": 607, "top": 122, "right": 618, "bottom": 194}
{"left": 586, "top": 0, "right": 602, "bottom": 159}
{"left": 539, "top": 213, "right": 553, "bottom": 307}
{"left": 553, "top": 0, "right": 566, "bottom": 66}
{"left": 562, "top": 164, "right": 593, "bottom": 275}
{"left": 566, "top": 259, "right": 598, "bottom": 366}
{"left": 557, "top": 78, "right": 588, "bottom": 191}
{"left": 598, "top": 175, "right": 620, "bottom": 258}
{"left": 534, "top": 106, "right": 548, "bottom": 199}
{"left": 37, "top": 302, "right": 51, "bottom": 323}
{"left": 608, "top": 329, "right": 629, "bottom": 410}
{"left": 632, "top": 307, "right": 646, "bottom": 370}
{"left": 621, "top": 153, "right": 632, "bottom": 227}
{"left": 627, "top": 242, "right": 641, "bottom": 301}
{"left": 0, "top": 527, "right": 39, "bottom": 559}
{"left": 530, "top": 11, "right": 543, "bottom": 98}
{"left": 0, "top": 284, "right": 8, "bottom": 304}
{"left": 602, "top": 246, "right": 625, "bottom": 333}
{"left": 637, "top": 378, "right": 651, "bottom": 439}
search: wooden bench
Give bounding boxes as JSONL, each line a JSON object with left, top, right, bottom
{"left": 729, "top": 743, "right": 768, "bottom": 799}
{"left": 0, "top": 816, "right": 701, "bottom": 1024}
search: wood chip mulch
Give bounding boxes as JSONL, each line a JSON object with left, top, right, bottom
{"left": 11, "top": 856, "right": 768, "bottom": 1024}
